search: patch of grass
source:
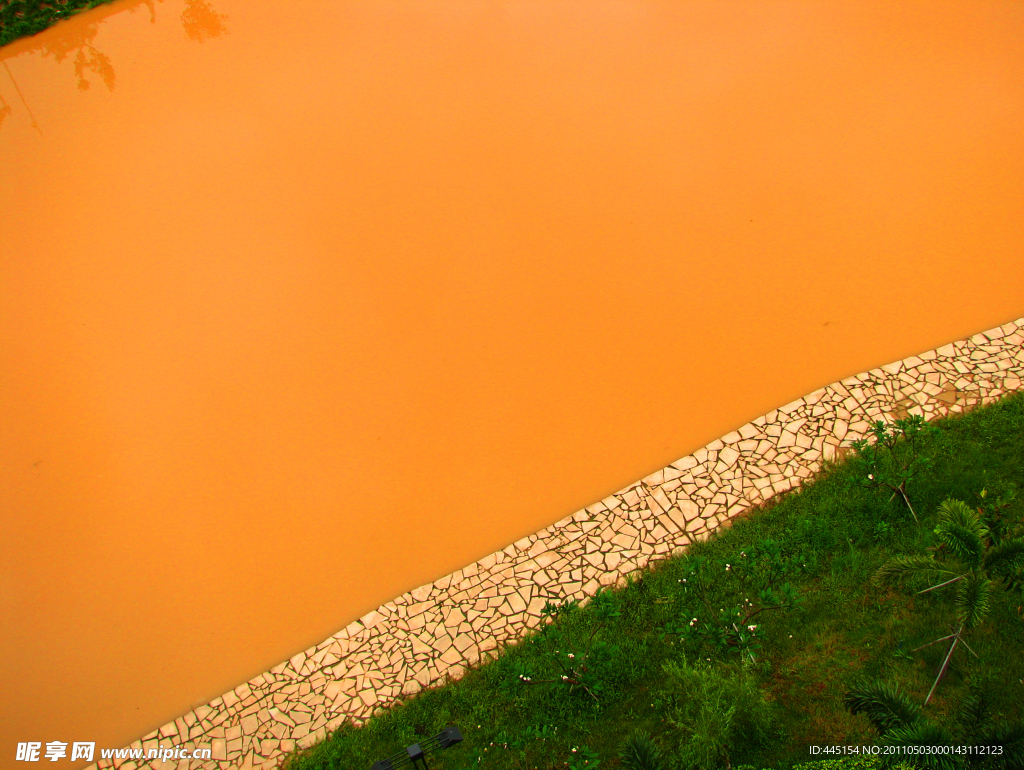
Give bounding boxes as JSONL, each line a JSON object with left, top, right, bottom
{"left": 283, "top": 392, "right": 1024, "bottom": 769}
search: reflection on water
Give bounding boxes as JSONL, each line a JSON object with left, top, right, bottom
{"left": 2, "top": 59, "right": 41, "bottom": 132}
{"left": 33, "top": 7, "right": 115, "bottom": 89}
{"left": 181, "top": 0, "right": 227, "bottom": 42}
{"left": 138, "top": 0, "right": 162, "bottom": 23}
{"left": 0, "top": 0, "right": 227, "bottom": 127}
{"left": 0, "top": 89, "right": 11, "bottom": 128}
{"left": 71, "top": 41, "right": 115, "bottom": 90}
{"left": 1, "top": 0, "right": 161, "bottom": 78}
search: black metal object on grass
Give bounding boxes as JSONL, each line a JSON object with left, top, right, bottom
{"left": 370, "top": 725, "right": 463, "bottom": 769}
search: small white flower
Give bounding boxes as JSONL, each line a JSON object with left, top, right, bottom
{"left": 725, "top": 564, "right": 731, "bottom": 571}
{"left": 748, "top": 625, "right": 757, "bottom": 631}
{"left": 567, "top": 653, "right": 574, "bottom": 658}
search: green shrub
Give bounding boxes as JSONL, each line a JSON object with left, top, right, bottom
{"left": 620, "top": 730, "right": 666, "bottom": 770}
{"left": 658, "top": 656, "right": 776, "bottom": 770}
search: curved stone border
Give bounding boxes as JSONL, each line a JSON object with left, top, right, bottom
{"left": 90, "top": 318, "right": 1024, "bottom": 770}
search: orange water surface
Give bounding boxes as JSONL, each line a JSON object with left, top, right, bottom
{"left": 2, "top": 0, "right": 1023, "bottom": 762}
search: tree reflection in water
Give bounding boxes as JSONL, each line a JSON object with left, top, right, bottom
{"left": 0, "top": 0, "right": 228, "bottom": 131}
{"left": 6, "top": 0, "right": 167, "bottom": 91}
{"left": 181, "top": 0, "right": 227, "bottom": 42}
{"left": 71, "top": 40, "right": 114, "bottom": 90}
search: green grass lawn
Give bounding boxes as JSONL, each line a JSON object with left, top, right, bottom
{"left": 283, "top": 391, "right": 1024, "bottom": 770}
{"left": 1, "top": 0, "right": 115, "bottom": 48}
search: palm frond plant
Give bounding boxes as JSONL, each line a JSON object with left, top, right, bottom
{"left": 846, "top": 681, "right": 1024, "bottom": 770}
{"left": 954, "top": 693, "right": 1024, "bottom": 770}
{"left": 967, "top": 723, "right": 1024, "bottom": 770}
{"left": 874, "top": 499, "right": 1024, "bottom": 704}
{"left": 618, "top": 730, "right": 665, "bottom": 770}
{"left": 845, "top": 679, "right": 922, "bottom": 734}
{"left": 885, "top": 722, "right": 959, "bottom": 770}
{"left": 845, "top": 678, "right": 954, "bottom": 770}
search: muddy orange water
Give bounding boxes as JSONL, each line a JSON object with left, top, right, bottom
{"left": 2, "top": 0, "right": 1023, "bottom": 760}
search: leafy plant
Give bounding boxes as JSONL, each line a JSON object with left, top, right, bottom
{"left": 522, "top": 722, "right": 556, "bottom": 742}
{"left": 846, "top": 679, "right": 923, "bottom": 734}
{"left": 884, "top": 722, "right": 958, "bottom": 770}
{"left": 662, "top": 541, "right": 806, "bottom": 661}
{"left": 567, "top": 745, "right": 601, "bottom": 769}
{"left": 846, "top": 680, "right": 1024, "bottom": 770}
{"left": 977, "top": 488, "right": 1024, "bottom": 595}
{"left": 659, "top": 656, "right": 776, "bottom": 770}
{"left": 956, "top": 694, "right": 1024, "bottom": 770}
{"left": 509, "top": 589, "right": 622, "bottom": 705}
{"left": 845, "top": 678, "right": 956, "bottom": 770}
{"left": 978, "top": 487, "right": 1019, "bottom": 546}
{"left": 874, "top": 498, "right": 1024, "bottom": 703}
{"left": 874, "top": 521, "right": 895, "bottom": 543}
{"left": 618, "top": 730, "right": 665, "bottom": 770}
{"left": 850, "top": 415, "right": 937, "bottom": 521}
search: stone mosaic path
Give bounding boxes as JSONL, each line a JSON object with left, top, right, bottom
{"left": 91, "top": 318, "right": 1024, "bottom": 770}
